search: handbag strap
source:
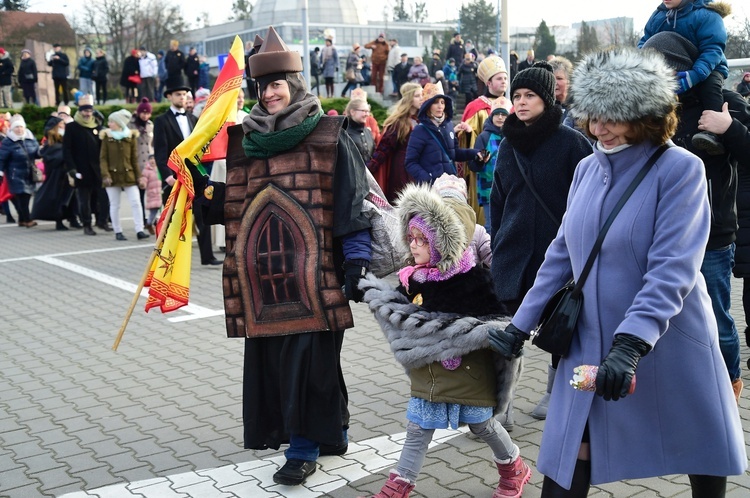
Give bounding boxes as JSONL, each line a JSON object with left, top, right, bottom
{"left": 419, "top": 123, "right": 457, "bottom": 175}
{"left": 573, "top": 144, "right": 669, "bottom": 296}
{"left": 512, "top": 149, "right": 560, "bottom": 226}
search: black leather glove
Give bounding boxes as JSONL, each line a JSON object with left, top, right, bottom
{"left": 488, "top": 323, "right": 528, "bottom": 359}
{"left": 342, "top": 259, "right": 369, "bottom": 303}
{"left": 185, "top": 159, "right": 208, "bottom": 194}
{"left": 595, "top": 334, "right": 651, "bottom": 401}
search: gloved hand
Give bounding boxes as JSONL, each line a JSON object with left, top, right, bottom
{"left": 488, "top": 323, "right": 528, "bottom": 359}
{"left": 342, "top": 259, "right": 369, "bottom": 302}
{"left": 185, "top": 159, "right": 208, "bottom": 195}
{"left": 675, "top": 71, "right": 695, "bottom": 94}
{"left": 595, "top": 334, "right": 652, "bottom": 401}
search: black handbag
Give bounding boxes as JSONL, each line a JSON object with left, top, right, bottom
{"left": 532, "top": 145, "right": 669, "bottom": 357}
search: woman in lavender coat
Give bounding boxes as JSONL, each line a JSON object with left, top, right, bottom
{"left": 489, "top": 47, "right": 747, "bottom": 496}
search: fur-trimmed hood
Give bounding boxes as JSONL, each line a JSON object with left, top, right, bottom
{"left": 396, "top": 183, "right": 467, "bottom": 273}
{"left": 656, "top": 0, "right": 731, "bottom": 18}
{"left": 569, "top": 47, "right": 677, "bottom": 122}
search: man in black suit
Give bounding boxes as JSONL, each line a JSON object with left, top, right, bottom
{"left": 153, "top": 85, "right": 221, "bottom": 266}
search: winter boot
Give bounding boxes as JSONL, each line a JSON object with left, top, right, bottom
{"left": 531, "top": 363, "right": 556, "bottom": 420}
{"left": 494, "top": 455, "right": 531, "bottom": 498}
{"left": 362, "top": 471, "right": 415, "bottom": 498}
{"left": 692, "top": 131, "right": 725, "bottom": 155}
{"left": 56, "top": 220, "right": 69, "bottom": 230}
{"left": 499, "top": 397, "right": 514, "bottom": 432}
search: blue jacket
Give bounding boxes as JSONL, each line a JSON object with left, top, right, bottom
{"left": 0, "top": 134, "right": 40, "bottom": 195}
{"left": 405, "top": 94, "right": 478, "bottom": 184}
{"left": 78, "top": 53, "right": 94, "bottom": 79}
{"left": 639, "top": 0, "right": 729, "bottom": 81}
{"left": 469, "top": 118, "right": 504, "bottom": 205}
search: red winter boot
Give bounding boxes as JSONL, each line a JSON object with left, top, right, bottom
{"left": 493, "top": 456, "right": 531, "bottom": 498}
{"left": 362, "top": 471, "right": 415, "bottom": 498}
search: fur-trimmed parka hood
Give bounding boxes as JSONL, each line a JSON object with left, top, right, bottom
{"left": 657, "top": 0, "right": 731, "bottom": 18}
{"left": 569, "top": 47, "right": 677, "bottom": 122}
{"left": 396, "top": 183, "right": 467, "bottom": 273}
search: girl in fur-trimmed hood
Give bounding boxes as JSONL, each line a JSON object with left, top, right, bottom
{"left": 358, "top": 182, "right": 530, "bottom": 498}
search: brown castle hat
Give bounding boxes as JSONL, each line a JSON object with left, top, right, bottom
{"left": 253, "top": 34, "right": 264, "bottom": 52}
{"left": 248, "top": 26, "right": 303, "bottom": 78}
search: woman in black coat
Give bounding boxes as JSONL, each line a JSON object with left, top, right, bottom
{"left": 92, "top": 49, "right": 110, "bottom": 104}
{"left": 120, "top": 50, "right": 140, "bottom": 103}
{"left": 17, "top": 50, "right": 38, "bottom": 105}
{"left": 32, "top": 117, "right": 76, "bottom": 229}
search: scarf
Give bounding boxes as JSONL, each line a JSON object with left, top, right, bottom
{"left": 243, "top": 110, "right": 322, "bottom": 158}
{"left": 110, "top": 129, "right": 131, "bottom": 140}
{"left": 6, "top": 128, "right": 29, "bottom": 141}
{"left": 430, "top": 114, "right": 446, "bottom": 127}
{"left": 398, "top": 248, "right": 476, "bottom": 291}
{"left": 74, "top": 111, "right": 98, "bottom": 129}
{"left": 501, "top": 104, "right": 562, "bottom": 156}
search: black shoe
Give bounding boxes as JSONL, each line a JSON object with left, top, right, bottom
{"left": 136, "top": 231, "right": 150, "bottom": 240}
{"left": 56, "top": 220, "right": 69, "bottom": 231}
{"left": 69, "top": 219, "right": 83, "bottom": 229}
{"left": 97, "top": 222, "right": 114, "bottom": 232}
{"left": 272, "top": 459, "right": 317, "bottom": 486}
{"left": 692, "top": 131, "right": 725, "bottom": 156}
{"left": 83, "top": 226, "right": 96, "bottom": 236}
{"left": 319, "top": 441, "right": 348, "bottom": 456}
{"left": 201, "top": 258, "right": 223, "bottom": 266}
{"left": 115, "top": 232, "right": 127, "bottom": 241}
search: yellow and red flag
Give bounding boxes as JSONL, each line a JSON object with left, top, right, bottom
{"left": 144, "top": 35, "right": 245, "bottom": 313}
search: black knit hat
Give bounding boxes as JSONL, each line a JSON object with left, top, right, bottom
{"left": 641, "top": 31, "right": 698, "bottom": 72}
{"left": 510, "top": 61, "right": 556, "bottom": 108}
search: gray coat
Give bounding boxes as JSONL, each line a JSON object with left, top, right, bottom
{"left": 512, "top": 141, "right": 747, "bottom": 487}
{"left": 321, "top": 46, "right": 339, "bottom": 78}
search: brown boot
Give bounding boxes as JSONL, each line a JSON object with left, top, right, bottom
{"left": 732, "top": 378, "right": 743, "bottom": 404}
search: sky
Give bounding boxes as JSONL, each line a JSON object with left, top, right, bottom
{"left": 26, "top": 0, "right": 748, "bottom": 34}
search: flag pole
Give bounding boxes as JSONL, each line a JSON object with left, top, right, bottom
{"left": 112, "top": 198, "right": 178, "bottom": 351}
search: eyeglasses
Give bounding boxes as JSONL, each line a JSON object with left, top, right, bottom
{"left": 408, "top": 235, "right": 428, "bottom": 247}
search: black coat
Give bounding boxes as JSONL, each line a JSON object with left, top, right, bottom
{"left": 446, "top": 40, "right": 465, "bottom": 65}
{"left": 490, "top": 105, "right": 593, "bottom": 302}
{"left": 153, "top": 109, "right": 197, "bottom": 190}
{"left": 675, "top": 89, "right": 750, "bottom": 252}
{"left": 32, "top": 143, "right": 74, "bottom": 220}
{"left": 120, "top": 55, "right": 140, "bottom": 87}
{"left": 91, "top": 55, "right": 108, "bottom": 82}
{"left": 344, "top": 119, "right": 374, "bottom": 164}
{"left": 63, "top": 121, "right": 102, "bottom": 188}
{"left": 17, "top": 57, "right": 37, "bottom": 84}
{"left": 392, "top": 61, "right": 411, "bottom": 89}
{"left": 47, "top": 51, "right": 69, "bottom": 79}
{"left": 184, "top": 52, "right": 200, "bottom": 80}
{"left": 0, "top": 54, "right": 14, "bottom": 86}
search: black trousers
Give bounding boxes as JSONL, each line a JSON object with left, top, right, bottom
{"left": 53, "top": 78, "right": 68, "bottom": 105}
{"left": 11, "top": 193, "right": 31, "bottom": 223}
{"left": 698, "top": 70, "right": 725, "bottom": 113}
{"left": 95, "top": 79, "right": 108, "bottom": 104}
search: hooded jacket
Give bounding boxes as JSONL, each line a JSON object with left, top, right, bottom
{"left": 405, "top": 94, "right": 478, "bottom": 184}
{"left": 639, "top": 0, "right": 731, "bottom": 82}
{"left": 77, "top": 50, "right": 94, "bottom": 79}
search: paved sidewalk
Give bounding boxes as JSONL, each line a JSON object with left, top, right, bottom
{"left": 0, "top": 217, "right": 748, "bottom": 497}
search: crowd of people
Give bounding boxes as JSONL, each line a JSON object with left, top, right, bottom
{"left": 2, "top": 2, "right": 750, "bottom": 495}
{"left": 0, "top": 40, "right": 210, "bottom": 107}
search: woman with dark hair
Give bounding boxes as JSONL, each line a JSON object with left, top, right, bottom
{"left": 189, "top": 26, "right": 371, "bottom": 487}
{"left": 32, "top": 117, "right": 77, "bottom": 229}
{"left": 490, "top": 46, "right": 747, "bottom": 497}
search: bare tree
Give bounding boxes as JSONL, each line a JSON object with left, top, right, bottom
{"left": 231, "top": 0, "right": 253, "bottom": 22}
{"left": 70, "top": 0, "right": 187, "bottom": 73}
{"left": 726, "top": 16, "right": 750, "bottom": 59}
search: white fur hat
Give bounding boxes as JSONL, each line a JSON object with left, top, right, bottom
{"left": 569, "top": 47, "right": 677, "bottom": 122}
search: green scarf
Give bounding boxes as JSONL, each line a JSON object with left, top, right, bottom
{"left": 74, "top": 111, "right": 98, "bottom": 129}
{"left": 243, "top": 110, "right": 323, "bottom": 158}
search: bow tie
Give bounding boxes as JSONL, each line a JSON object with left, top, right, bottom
{"left": 174, "top": 111, "right": 186, "bottom": 117}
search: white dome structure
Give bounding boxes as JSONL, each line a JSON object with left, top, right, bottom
{"left": 252, "top": 0, "right": 367, "bottom": 27}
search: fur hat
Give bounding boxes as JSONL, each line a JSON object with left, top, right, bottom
{"left": 396, "top": 183, "right": 467, "bottom": 272}
{"left": 78, "top": 94, "right": 94, "bottom": 110}
{"left": 247, "top": 26, "right": 303, "bottom": 78}
{"left": 477, "top": 55, "right": 507, "bottom": 84}
{"left": 511, "top": 61, "right": 555, "bottom": 108}
{"left": 136, "top": 97, "right": 152, "bottom": 114}
{"left": 641, "top": 31, "right": 698, "bottom": 72}
{"left": 9, "top": 114, "right": 25, "bottom": 129}
{"left": 569, "top": 47, "right": 677, "bottom": 122}
{"left": 107, "top": 109, "right": 131, "bottom": 130}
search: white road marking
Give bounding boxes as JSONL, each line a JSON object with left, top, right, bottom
{"left": 58, "top": 428, "right": 468, "bottom": 497}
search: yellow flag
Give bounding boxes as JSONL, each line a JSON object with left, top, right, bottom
{"left": 144, "top": 35, "right": 245, "bottom": 313}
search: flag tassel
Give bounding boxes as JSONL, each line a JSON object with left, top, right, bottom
{"left": 112, "top": 199, "right": 177, "bottom": 351}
